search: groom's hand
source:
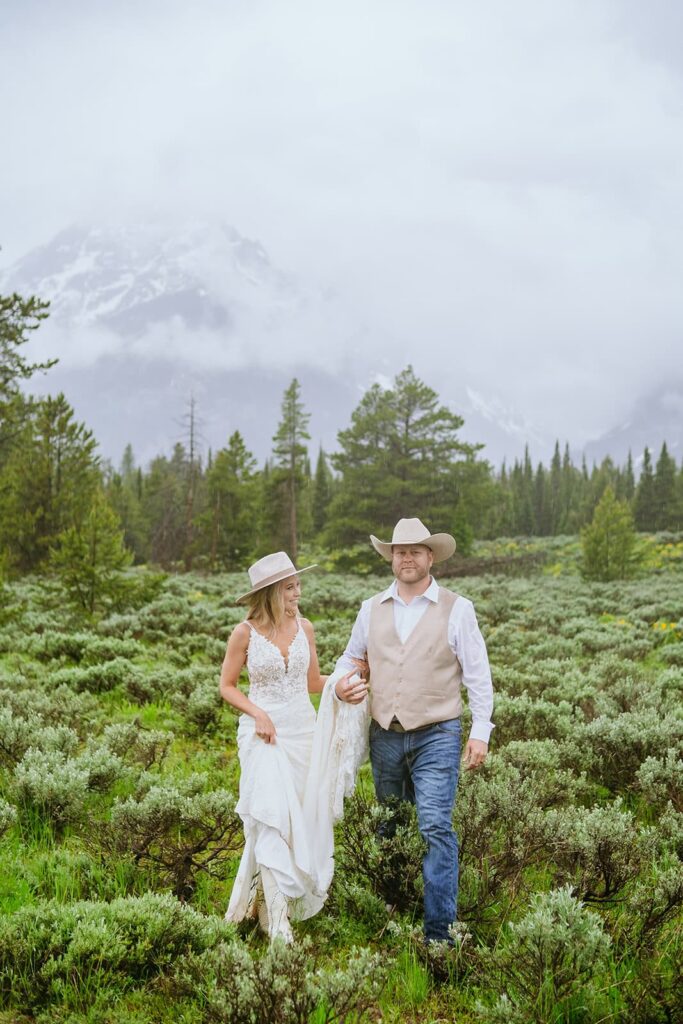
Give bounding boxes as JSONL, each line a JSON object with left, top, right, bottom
{"left": 463, "top": 739, "right": 488, "bottom": 770}
{"left": 335, "top": 670, "right": 368, "bottom": 704}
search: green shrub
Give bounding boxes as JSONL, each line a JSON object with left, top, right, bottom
{"left": 173, "top": 677, "right": 225, "bottom": 732}
{"left": 0, "top": 797, "right": 17, "bottom": 837}
{"left": 99, "top": 720, "right": 173, "bottom": 770}
{"left": 0, "top": 708, "right": 39, "bottom": 768}
{"left": 102, "top": 776, "right": 242, "bottom": 899}
{"left": 636, "top": 749, "right": 683, "bottom": 812}
{"left": 0, "top": 685, "right": 100, "bottom": 746}
{"left": 658, "top": 805, "right": 683, "bottom": 859}
{"left": 333, "top": 791, "right": 426, "bottom": 915}
{"left": 0, "top": 892, "right": 229, "bottom": 1010}
{"left": 455, "top": 760, "right": 572, "bottom": 926}
{"left": 172, "top": 936, "right": 386, "bottom": 1024}
{"left": 492, "top": 692, "right": 579, "bottom": 745}
{"left": 77, "top": 745, "right": 129, "bottom": 792}
{"left": 26, "top": 630, "right": 93, "bottom": 662}
{"left": 13, "top": 746, "right": 127, "bottom": 830}
{"left": 544, "top": 801, "right": 656, "bottom": 902}
{"left": 477, "top": 887, "right": 611, "bottom": 1024}
{"left": 48, "top": 657, "right": 137, "bottom": 694}
{"left": 582, "top": 709, "right": 683, "bottom": 791}
{"left": 496, "top": 738, "right": 592, "bottom": 790}
{"left": 618, "top": 862, "right": 683, "bottom": 952}
{"left": 18, "top": 685, "right": 100, "bottom": 735}
{"left": 24, "top": 631, "right": 143, "bottom": 665}
{"left": 13, "top": 748, "right": 91, "bottom": 829}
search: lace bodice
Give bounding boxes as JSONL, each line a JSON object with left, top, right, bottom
{"left": 245, "top": 621, "right": 310, "bottom": 704}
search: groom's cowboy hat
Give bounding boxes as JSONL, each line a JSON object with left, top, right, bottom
{"left": 236, "top": 551, "right": 317, "bottom": 604}
{"left": 370, "top": 518, "right": 456, "bottom": 563}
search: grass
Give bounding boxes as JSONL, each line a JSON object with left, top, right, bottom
{"left": 0, "top": 548, "right": 681, "bottom": 1021}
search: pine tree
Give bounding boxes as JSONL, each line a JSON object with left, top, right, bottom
{"left": 623, "top": 451, "right": 635, "bottom": 503}
{"left": 270, "top": 379, "right": 311, "bottom": 560}
{"left": 326, "top": 366, "right": 481, "bottom": 548}
{"left": 0, "top": 292, "right": 57, "bottom": 527}
{"left": 491, "top": 461, "right": 514, "bottom": 537}
{"left": 312, "top": 447, "right": 334, "bottom": 535}
{"left": 534, "top": 463, "right": 551, "bottom": 535}
{"left": 634, "top": 448, "right": 656, "bottom": 531}
{"left": 0, "top": 292, "right": 54, "bottom": 428}
{"left": 141, "top": 447, "right": 188, "bottom": 567}
{"left": 0, "top": 394, "right": 99, "bottom": 570}
{"left": 548, "top": 441, "right": 562, "bottom": 534}
{"left": 510, "top": 447, "right": 534, "bottom": 535}
{"left": 559, "top": 443, "right": 577, "bottom": 533}
{"left": 675, "top": 460, "right": 683, "bottom": 530}
{"left": 105, "top": 445, "right": 146, "bottom": 561}
{"left": 581, "top": 486, "right": 641, "bottom": 581}
{"left": 584, "top": 457, "right": 618, "bottom": 525}
{"left": 180, "top": 396, "right": 203, "bottom": 570}
{"left": 653, "top": 442, "right": 677, "bottom": 531}
{"left": 50, "top": 490, "right": 133, "bottom": 615}
{"left": 198, "top": 431, "right": 258, "bottom": 569}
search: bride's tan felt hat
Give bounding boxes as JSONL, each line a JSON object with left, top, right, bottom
{"left": 370, "top": 517, "right": 456, "bottom": 563}
{"left": 236, "top": 551, "right": 318, "bottom": 604}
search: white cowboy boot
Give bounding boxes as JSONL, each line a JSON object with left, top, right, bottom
{"left": 260, "top": 866, "right": 293, "bottom": 944}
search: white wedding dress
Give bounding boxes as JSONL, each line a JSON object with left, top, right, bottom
{"left": 225, "top": 619, "right": 368, "bottom": 938}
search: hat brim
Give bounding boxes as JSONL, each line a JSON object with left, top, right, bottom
{"left": 370, "top": 534, "right": 456, "bottom": 563}
{"left": 235, "top": 564, "right": 318, "bottom": 604}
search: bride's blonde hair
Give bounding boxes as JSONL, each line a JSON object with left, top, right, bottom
{"left": 246, "top": 580, "right": 287, "bottom": 636}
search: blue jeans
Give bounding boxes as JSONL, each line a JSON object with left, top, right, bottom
{"left": 369, "top": 718, "right": 461, "bottom": 941}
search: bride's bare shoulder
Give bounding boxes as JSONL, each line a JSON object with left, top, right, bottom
{"left": 228, "top": 621, "right": 251, "bottom": 647}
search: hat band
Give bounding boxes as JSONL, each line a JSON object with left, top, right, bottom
{"left": 247, "top": 566, "right": 301, "bottom": 593}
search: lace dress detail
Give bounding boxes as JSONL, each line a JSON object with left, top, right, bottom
{"left": 246, "top": 623, "right": 310, "bottom": 705}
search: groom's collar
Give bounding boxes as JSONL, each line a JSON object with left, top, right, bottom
{"left": 380, "top": 577, "right": 439, "bottom": 604}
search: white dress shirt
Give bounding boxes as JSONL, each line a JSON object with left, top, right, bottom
{"left": 334, "top": 577, "right": 494, "bottom": 744}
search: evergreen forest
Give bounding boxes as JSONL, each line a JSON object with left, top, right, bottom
{"left": 2, "top": 292, "right": 683, "bottom": 583}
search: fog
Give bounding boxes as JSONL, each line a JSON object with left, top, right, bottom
{"left": 2, "top": 0, "right": 683, "bottom": 444}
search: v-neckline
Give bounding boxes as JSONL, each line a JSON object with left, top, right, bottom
{"left": 250, "top": 622, "right": 301, "bottom": 672}
{"left": 390, "top": 596, "right": 434, "bottom": 649}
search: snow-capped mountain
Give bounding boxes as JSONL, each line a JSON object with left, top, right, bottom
{"left": 5, "top": 221, "right": 300, "bottom": 329}
{"left": 0, "top": 221, "right": 372, "bottom": 463}
{"left": 0, "top": 221, "right": 562, "bottom": 468}
{"left": 1, "top": 221, "right": 349, "bottom": 370}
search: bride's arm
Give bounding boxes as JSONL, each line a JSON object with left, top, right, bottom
{"left": 219, "top": 623, "right": 277, "bottom": 743}
{"left": 302, "top": 618, "right": 328, "bottom": 693}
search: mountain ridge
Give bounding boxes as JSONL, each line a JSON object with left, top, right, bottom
{"left": 2, "top": 221, "right": 680, "bottom": 471}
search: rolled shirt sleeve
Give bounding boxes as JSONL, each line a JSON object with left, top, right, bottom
{"left": 334, "top": 599, "right": 372, "bottom": 674}
{"left": 332, "top": 600, "right": 372, "bottom": 698}
{"left": 448, "top": 597, "right": 494, "bottom": 744}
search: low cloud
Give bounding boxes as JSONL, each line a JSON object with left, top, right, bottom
{"left": 3, "top": 0, "right": 683, "bottom": 446}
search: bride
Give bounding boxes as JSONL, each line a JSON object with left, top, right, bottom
{"left": 219, "top": 551, "right": 368, "bottom": 942}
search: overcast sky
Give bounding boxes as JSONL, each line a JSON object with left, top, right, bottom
{"left": 2, "top": 0, "right": 683, "bottom": 442}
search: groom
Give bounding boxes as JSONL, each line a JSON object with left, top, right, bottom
{"left": 334, "top": 517, "right": 494, "bottom": 943}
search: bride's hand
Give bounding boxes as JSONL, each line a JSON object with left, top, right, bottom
{"left": 335, "top": 670, "right": 368, "bottom": 705}
{"left": 254, "top": 710, "right": 276, "bottom": 743}
{"left": 351, "top": 656, "right": 370, "bottom": 682}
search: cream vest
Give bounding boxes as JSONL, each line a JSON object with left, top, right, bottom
{"left": 367, "top": 587, "right": 463, "bottom": 730}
